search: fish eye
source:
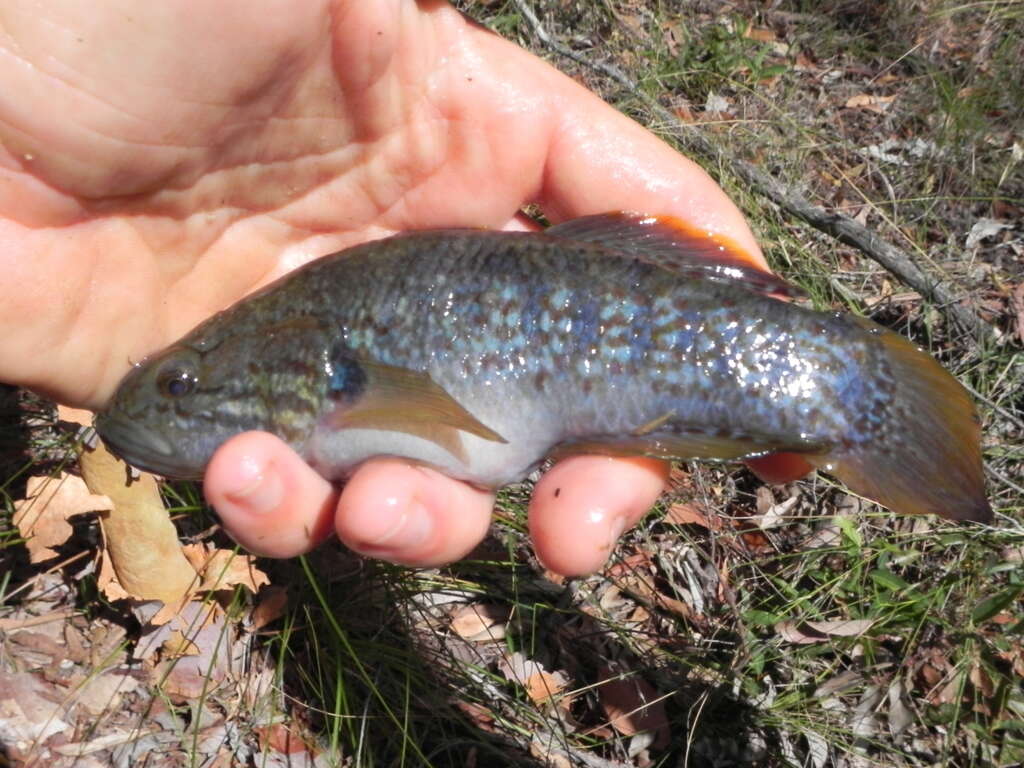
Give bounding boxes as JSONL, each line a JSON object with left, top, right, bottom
{"left": 156, "top": 365, "right": 197, "bottom": 399}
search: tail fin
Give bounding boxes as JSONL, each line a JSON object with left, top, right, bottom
{"left": 809, "top": 323, "right": 991, "bottom": 523}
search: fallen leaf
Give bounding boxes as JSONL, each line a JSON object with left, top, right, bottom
{"left": 1009, "top": 283, "right": 1024, "bottom": 344}
{"left": 96, "top": 548, "right": 131, "bottom": 602}
{"left": 665, "top": 501, "right": 721, "bottom": 530}
{"left": 162, "top": 629, "right": 201, "bottom": 658}
{"left": 850, "top": 685, "right": 882, "bottom": 741}
{"left": 794, "top": 51, "right": 817, "bottom": 72}
{"left": 186, "top": 545, "right": 270, "bottom": 594}
{"left": 662, "top": 20, "right": 682, "bottom": 57}
{"left": 673, "top": 103, "right": 695, "bottom": 122}
{"left": 704, "top": 91, "right": 731, "bottom": 116}
{"left": 251, "top": 585, "right": 289, "bottom": 630}
{"left": 776, "top": 618, "right": 874, "bottom": 644}
{"left": 969, "top": 660, "right": 995, "bottom": 700}
{"left": 965, "top": 218, "right": 1013, "bottom": 250}
{"left": 887, "top": 678, "right": 913, "bottom": 739}
{"left": 754, "top": 486, "right": 799, "bottom": 530}
{"left": 814, "top": 669, "right": 863, "bottom": 699}
{"left": 256, "top": 723, "right": 315, "bottom": 755}
{"left": 844, "top": 93, "right": 896, "bottom": 112}
{"left": 0, "top": 671, "right": 71, "bottom": 748}
{"left": 995, "top": 641, "right": 1024, "bottom": 679}
{"left": 529, "top": 737, "right": 572, "bottom": 768}
{"left": 80, "top": 439, "right": 198, "bottom": 608}
{"left": 13, "top": 474, "right": 113, "bottom": 563}
{"left": 148, "top": 603, "right": 234, "bottom": 700}
{"left": 454, "top": 701, "right": 497, "bottom": 733}
{"left": 524, "top": 671, "right": 568, "bottom": 705}
{"left": 743, "top": 24, "right": 777, "bottom": 43}
{"left": 450, "top": 603, "right": 509, "bottom": 642}
{"left": 862, "top": 137, "right": 939, "bottom": 165}
{"left": 596, "top": 667, "right": 670, "bottom": 748}
{"left": 74, "top": 670, "right": 140, "bottom": 715}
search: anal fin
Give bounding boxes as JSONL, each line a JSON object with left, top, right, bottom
{"left": 550, "top": 430, "right": 811, "bottom": 465}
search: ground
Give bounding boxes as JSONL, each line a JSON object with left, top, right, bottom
{"left": 2, "top": 1, "right": 1023, "bottom": 767}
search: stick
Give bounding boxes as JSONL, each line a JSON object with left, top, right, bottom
{"left": 511, "top": 0, "right": 994, "bottom": 343}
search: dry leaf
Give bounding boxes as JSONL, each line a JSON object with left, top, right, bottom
{"left": 966, "top": 218, "right": 1013, "bottom": 249}
{"left": 794, "top": 51, "right": 817, "bottom": 72}
{"left": 252, "top": 585, "right": 289, "bottom": 630}
{"left": 0, "top": 671, "right": 71, "bottom": 748}
{"left": 186, "top": 545, "right": 270, "bottom": 594}
{"left": 529, "top": 738, "right": 572, "bottom": 768}
{"left": 754, "top": 487, "right": 799, "bottom": 529}
{"left": 743, "top": 24, "right": 777, "bottom": 43}
{"left": 257, "top": 723, "right": 315, "bottom": 755}
{"left": 844, "top": 93, "right": 896, "bottom": 113}
{"left": 450, "top": 603, "right": 509, "bottom": 642}
{"left": 776, "top": 618, "right": 874, "bottom": 644}
{"left": 80, "top": 438, "right": 198, "bottom": 607}
{"left": 969, "top": 660, "right": 995, "bottom": 699}
{"left": 13, "top": 474, "right": 113, "bottom": 563}
{"left": 597, "top": 667, "right": 670, "bottom": 748}
{"left": 454, "top": 701, "right": 498, "bottom": 733}
{"left": 850, "top": 685, "right": 882, "bottom": 740}
{"left": 162, "top": 629, "right": 201, "bottom": 658}
{"left": 665, "top": 501, "right": 721, "bottom": 530}
{"left": 148, "top": 603, "right": 235, "bottom": 700}
{"left": 96, "top": 551, "right": 131, "bottom": 602}
{"left": 886, "top": 678, "right": 914, "bottom": 739}
{"left": 814, "top": 669, "right": 863, "bottom": 699}
{"left": 74, "top": 670, "right": 140, "bottom": 715}
{"left": 1009, "top": 283, "right": 1024, "bottom": 344}
{"left": 524, "top": 671, "right": 568, "bottom": 705}
{"left": 995, "top": 641, "right": 1024, "bottom": 679}
{"left": 704, "top": 91, "right": 731, "bottom": 116}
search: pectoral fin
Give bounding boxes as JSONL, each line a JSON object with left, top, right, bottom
{"left": 326, "top": 359, "right": 507, "bottom": 463}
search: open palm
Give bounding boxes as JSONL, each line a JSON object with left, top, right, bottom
{"left": 0, "top": 0, "right": 767, "bottom": 575}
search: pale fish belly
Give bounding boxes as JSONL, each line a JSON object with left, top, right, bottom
{"left": 305, "top": 383, "right": 569, "bottom": 486}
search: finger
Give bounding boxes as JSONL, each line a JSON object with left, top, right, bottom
{"left": 204, "top": 431, "right": 338, "bottom": 557}
{"left": 336, "top": 459, "right": 495, "bottom": 568}
{"left": 529, "top": 456, "right": 670, "bottom": 577}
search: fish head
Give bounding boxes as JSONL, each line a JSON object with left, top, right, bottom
{"left": 95, "top": 337, "right": 273, "bottom": 478}
{"left": 94, "top": 303, "right": 338, "bottom": 478}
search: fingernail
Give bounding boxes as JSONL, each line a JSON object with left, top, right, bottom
{"left": 364, "top": 500, "right": 433, "bottom": 552}
{"left": 223, "top": 455, "right": 284, "bottom": 516}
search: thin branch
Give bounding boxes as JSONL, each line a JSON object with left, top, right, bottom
{"left": 511, "top": 0, "right": 994, "bottom": 344}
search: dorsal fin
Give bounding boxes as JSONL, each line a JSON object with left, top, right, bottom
{"left": 547, "top": 212, "right": 801, "bottom": 299}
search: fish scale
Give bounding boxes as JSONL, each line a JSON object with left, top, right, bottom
{"left": 95, "top": 213, "right": 990, "bottom": 523}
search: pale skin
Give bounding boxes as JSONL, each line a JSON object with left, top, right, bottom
{"left": 0, "top": 0, "right": 784, "bottom": 576}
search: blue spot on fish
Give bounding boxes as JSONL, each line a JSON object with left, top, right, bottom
{"left": 328, "top": 354, "right": 366, "bottom": 401}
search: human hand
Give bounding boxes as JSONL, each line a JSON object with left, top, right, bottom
{"left": 0, "top": 1, "right": 773, "bottom": 575}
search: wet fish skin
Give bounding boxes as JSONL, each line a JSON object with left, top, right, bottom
{"left": 95, "top": 215, "right": 991, "bottom": 523}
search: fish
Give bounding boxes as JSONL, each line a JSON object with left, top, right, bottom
{"left": 94, "top": 213, "right": 991, "bottom": 523}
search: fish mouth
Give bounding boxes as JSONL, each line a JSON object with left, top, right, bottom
{"left": 93, "top": 412, "right": 203, "bottom": 480}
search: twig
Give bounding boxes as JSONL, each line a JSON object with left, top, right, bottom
{"left": 511, "top": 0, "right": 994, "bottom": 343}
{"left": 987, "top": 463, "right": 1024, "bottom": 500}
{"left": 962, "top": 381, "right": 1024, "bottom": 433}
{"left": 0, "top": 607, "right": 77, "bottom": 632}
